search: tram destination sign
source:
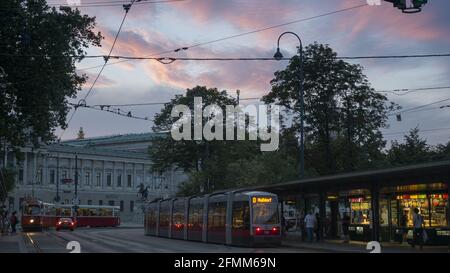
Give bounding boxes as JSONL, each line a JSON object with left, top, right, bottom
{"left": 252, "top": 197, "right": 273, "bottom": 203}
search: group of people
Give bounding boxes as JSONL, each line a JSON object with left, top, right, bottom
{"left": 0, "top": 207, "right": 18, "bottom": 235}
{"left": 286, "top": 208, "right": 427, "bottom": 249}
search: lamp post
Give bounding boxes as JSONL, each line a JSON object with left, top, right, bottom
{"left": 274, "top": 31, "right": 305, "bottom": 178}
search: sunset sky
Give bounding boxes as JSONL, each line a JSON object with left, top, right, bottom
{"left": 51, "top": 0, "right": 450, "bottom": 146}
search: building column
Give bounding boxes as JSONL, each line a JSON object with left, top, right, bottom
{"left": 447, "top": 171, "right": 450, "bottom": 251}
{"left": 43, "top": 153, "right": 48, "bottom": 186}
{"left": 23, "top": 152, "right": 28, "bottom": 186}
{"left": 102, "top": 160, "right": 106, "bottom": 189}
{"left": 112, "top": 161, "right": 116, "bottom": 190}
{"left": 13, "top": 154, "right": 17, "bottom": 186}
{"left": 79, "top": 157, "right": 83, "bottom": 190}
{"left": 133, "top": 163, "right": 136, "bottom": 190}
{"left": 33, "top": 151, "right": 37, "bottom": 186}
{"left": 319, "top": 190, "right": 326, "bottom": 240}
{"left": 371, "top": 183, "right": 380, "bottom": 242}
{"left": 122, "top": 162, "right": 126, "bottom": 190}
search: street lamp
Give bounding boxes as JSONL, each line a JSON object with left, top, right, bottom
{"left": 274, "top": 31, "right": 305, "bottom": 178}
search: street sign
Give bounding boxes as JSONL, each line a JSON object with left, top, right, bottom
{"left": 72, "top": 197, "right": 80, "bottom": 206}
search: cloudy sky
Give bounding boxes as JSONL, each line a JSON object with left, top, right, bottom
{"left": 52, "top": 0, "right": 450, "bottom": 146}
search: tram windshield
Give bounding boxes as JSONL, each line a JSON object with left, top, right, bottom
{"left": 252, "top": 196, "right": 279, "bottom": 225}
{"left": 24, "top": 205, "right": 41, "bottom": 216}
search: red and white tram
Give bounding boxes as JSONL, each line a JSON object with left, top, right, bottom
{"left": 21, "top": 198, "right": 120, "bottom": 231}
{"left": 144, "top": 191, "right": 282, "bottom": 247}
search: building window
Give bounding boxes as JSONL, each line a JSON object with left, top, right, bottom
{"left": 130, "top": 201, "right": 134, "bottom": 212}
{"left": 49, "top": 170, "right": 55, "bottom": 184}
{"left": 106, "top": 173, "right": 112, "bottom": 187}
{"left": 36, "top": 168, "right": 43, "bottom": 185}
{"left": 120, "top": 200, "right": 124, "bottom": 212}
{"left": 88, "top": 200, "right": 92, "bottom": 205}
{"left": 85, "top": 171, "right": 90, "bottom": 186}
{"left": 96, "top": 173, "right": 101, "bottom": 187}
{"left": 99, "top": 200, "right": 103, "bottom": 206}
{"left": 18, "top": 169, "right": 24, "bottom": 184}
{"left": 62, "top": 170, "right": 68, "bottom": 179}
{"left": 108, "top": 200, "right": 115, "bottom": 206}
{"left": 154, "top": 175, "right": 165, "bottom": 189}
{"left": 127, "top": 174, "right": 132, "bottom": 188}
{"left": 117, "top": 174, "right": 122, "bottom": 187}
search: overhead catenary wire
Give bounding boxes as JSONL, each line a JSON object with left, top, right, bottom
{"left": 77, "top": 3, "right": 370, "bottom": 71}
{"left": 88, "top": 86, "right": 450, "bottom": 108}
{"left": 383, "top": 127, "right": 450, "bottom": 137}
{"left": 391, "top": 96, "right": 450, "bottom": 116}
{"left": 70, "top": 86, "right": 450, "bottom": 123}
{"left": 0, "top": 0, "right": 188, "bottom": 10}
{"left": 59, "top": 0, "right": 137, "bottom": 140}
{"left": 3, "top": 53, "right": 450, "bottom": 61}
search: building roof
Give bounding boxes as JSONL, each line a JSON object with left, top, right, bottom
{"left": 61, "top": 132, "right": 167, "bottom": 147}
{"left": 239, "top": 160, "right": 450, "bottom": 195}
{"left": 48, "top": 143, "right": 151, "bottom": 160}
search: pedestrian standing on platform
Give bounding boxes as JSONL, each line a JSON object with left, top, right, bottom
{"left": 342, "top": 212, "right": 350, "bottom": 243}
{"left": 315, "top": 213, "right": 321, "bottom": 242}
{"left": 10, "top": 211, "right": 18, "bottom": 234}
{"left": 411, "top": 208, "right": 424, "bottom": 250}
{"left": 304, "top": 211, "right": 317, "bottom": 243}
{"left": 400, "top": 211, "right": 408, "bottom": 244}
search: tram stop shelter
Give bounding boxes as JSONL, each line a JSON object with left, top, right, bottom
{"left": 246, "top": 160, "right": 450, "bottom": 245}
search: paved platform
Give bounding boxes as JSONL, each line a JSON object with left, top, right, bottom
{"left": 283, "top": 233, "right": 450, "bottom": 253}
{"left": 0, "top": 233, "right": 28, "bottom": 253}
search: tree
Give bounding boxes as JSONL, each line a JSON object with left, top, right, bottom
{"left": 150, "top": 86, "right": 260, "bottom": 194}
{"left": 387, "top": 128, "right": 433, "bottom": 165}
{"left": 264, "top": 42, "right": 398, "bottom": 175}
{"left": 0, "top": 0, "right": 102, "bottom": 149}
{"left": 432, "top": 142, "right": 450, "bottom": 161}
{"left": 0, "top": 168, "right": 17, "bottom": 203}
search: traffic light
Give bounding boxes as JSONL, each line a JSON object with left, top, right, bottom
{"left": 384, "top": 0, "right": 428, "bottom": 13}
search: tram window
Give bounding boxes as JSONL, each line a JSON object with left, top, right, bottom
{"left": 159, "top": 203, "right": 170, "bottom": 227}
{"left": 208, "top": 202, "right": 226, "bottom": 229}
{"left": 173, "top": 201, "right": 185, "bottom": 228}
{"left": 232, "top": 201, "right": 250, "bottom": 230}
{"left": 147, "top": 205, "right": 157, "bottom": 226}
{"left": 25, "top": 206, "right": 41, "bottom": 215}
{"left": 188, "top": 202, "right": 203, "bottom": 229}
{"left": 252, "top": 200, "right": 279, "bottom": 225}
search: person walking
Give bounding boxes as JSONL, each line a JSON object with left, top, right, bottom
{"left": 9, "top": 211, "right": 18, "bottom": 234}
{"left": 304, "top": 211, "right": 317, "bottom": 243}
{"left": 411, "top": 208, "right": 424, "bottom": 250}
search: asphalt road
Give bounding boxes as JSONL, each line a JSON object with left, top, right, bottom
{"left": 22, "top": 227, "right": 324, "bottom": 253}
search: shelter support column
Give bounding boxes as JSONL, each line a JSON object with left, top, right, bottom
{"left": 319, "top": 190, "right": 326, "bottom": 240}
{"left": 447, "top": 171, "right": 450, "bottom": 250}
{"left": 371, "top": 183, "right": 380, "bottom": 242}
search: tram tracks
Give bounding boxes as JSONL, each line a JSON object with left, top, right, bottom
{"left": 23, "top": 232, "right": 43, "bottom": 253}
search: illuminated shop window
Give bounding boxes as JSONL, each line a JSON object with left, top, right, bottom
{"left": 349, "top": 197, "right": 371, "bottom": 225}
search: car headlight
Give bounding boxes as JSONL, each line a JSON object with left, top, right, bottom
{"left": 30, "top": 219, "right": 34, "bottom": 224}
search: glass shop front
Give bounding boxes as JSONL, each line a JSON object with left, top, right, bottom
{"left": 345, "top": 183, "right": 449, "bottom": 244}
